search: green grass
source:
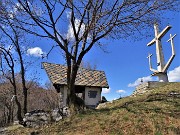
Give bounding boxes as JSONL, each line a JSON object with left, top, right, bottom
{"left": 6, "top": 82, "right": 180, "bottom": 135}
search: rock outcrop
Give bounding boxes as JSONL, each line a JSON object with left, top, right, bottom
{"left": 23, "top": 107, "right": 70, "bottom": 128}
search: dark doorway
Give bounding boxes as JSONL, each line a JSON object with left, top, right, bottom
{"left": 75, "top": 85, "right": 85, "bottom": 100}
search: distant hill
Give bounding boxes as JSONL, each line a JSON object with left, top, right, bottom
{"left": 5, "top": 82, "right": 180, "bottom": 135}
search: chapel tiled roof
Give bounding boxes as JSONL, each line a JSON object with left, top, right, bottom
{"left": 42, "top": 62, "right": 109, "bottom": 88}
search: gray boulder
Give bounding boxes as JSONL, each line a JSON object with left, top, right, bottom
{"left": 23, "top": 110, "right": 50, "bottom": 128}
{"left": 23, "top": 107, "right": 70, "bottom": 127}
{"left": 51, "top": 108, "right": 63, "bottom": 122}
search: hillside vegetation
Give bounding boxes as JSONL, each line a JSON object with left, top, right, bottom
{"left": 6, "top": 82, "right": 180, "bottom": 135}
{"left": 0, "top": 82, "right": 60, "bottom": 127}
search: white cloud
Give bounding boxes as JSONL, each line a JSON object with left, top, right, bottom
{"left": 127, "top": 66, "right": 180, "bottom": 87}
{"left": 66, "top": 12, "right": 90, "bottom": 41}
{"left": 102, "top": 87, "right": 111, "bottom": 94}
{"left": 128, "top": 76, "right": 156, "bottom": 87}
{"left": 116, "top": 90, "right": 126, "bottom": 93}
{"left": 27, "top": 47, "right": 45, "bottom": 57}
{"left": 168, "top": 66, "right": 180, "bottom": 82}
{"left": 67, "top": 18, "right": 85, "bottom": 40}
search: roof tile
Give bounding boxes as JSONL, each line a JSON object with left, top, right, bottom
{"left": 42, "top": 62, "right": 109, "bottom": 88}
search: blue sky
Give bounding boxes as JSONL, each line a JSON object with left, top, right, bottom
{"left": 26, "top": 11, "right": 180, "bottom": 101}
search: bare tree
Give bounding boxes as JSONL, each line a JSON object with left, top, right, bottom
{"left": 0, "top": 82, "right": 13, "bottom": 126}
{"left": 0, "top": 2, "right": 33, "bottom": 115}
{"left": 80, "top": 60, "right": 97, "bottom": 70}
{"left": 0, "top": 24, "right": 29, "bottom": 115}
{"left": 44, "top": 80, "right": 61, "bottom": 109}
{"left": 0, "top": 47, "right": 23, "bottom": 123}
{"left": 5, "top": 0, "right": 179, "bottom": 109}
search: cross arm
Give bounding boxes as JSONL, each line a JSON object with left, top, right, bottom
{"left": 163, "top": 34, "right": 176, "bottom": 72}
{"left": 147, "top": 25, "right": 172, "bottom": 46}
{"left": 158, "top": 25, "right": 171, "bottom": 40}
{"left": 147, "top": 38, "right": 156, "bottom": 46}
{"left": 167, "top": 34, "right": 176, "bottom": 42}
{"left": 147, "top": 53, "right": 158, "bottom": 73}
{"left": 147, "top": 53, "right": 152, "bottom": 59}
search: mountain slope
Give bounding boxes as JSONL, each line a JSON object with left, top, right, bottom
{"left": 6, "top": 82, "right": 180, "bottom": 135}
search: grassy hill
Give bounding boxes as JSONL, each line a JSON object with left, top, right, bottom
{"left": 6, "top": 82, "right": 180, "bottom": 135}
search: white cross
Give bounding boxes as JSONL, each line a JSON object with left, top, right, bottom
{"left": 147, "top": 24, "right": 171, "bottom": 72}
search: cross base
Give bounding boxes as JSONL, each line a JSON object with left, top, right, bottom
{"left": 151, "top": 72, "right": 169, "bottom": 82}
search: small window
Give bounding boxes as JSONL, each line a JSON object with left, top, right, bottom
{"left": 88, "top": 91, "right": 97, "bottom": 98}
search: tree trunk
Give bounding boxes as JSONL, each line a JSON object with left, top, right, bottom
{"left": 23, "top": 88, "right": 27, "bottom": 114}
{"left": 11, "top": 102, "right": 14, "bottom": 122}
{"left": 67, "top": 69, "right": 76, "bottom": 106}
{"left": 66, "top": 63, "right": 82, "bottom": 109}
{"left": 12, "top": 82, "right": 23, "bottom": 123}
{"left": 66, "top": 65, "right": 76, "bottom": 103}
{"left": 20, "top": 62, "right": 28, "bottom": 115}
{"left": 3, "top": 106, "right": 6, "bottom": 125}
{"left": 12, "top": 73, "right": 23, "bottom": 123}
{"left": 7, "top": 106, "right": 11, "bottom": 124}
{"left": 66, "top": 49, "right": 84, "bottom": 109}
{"left": 16, "top": 45, "right": 28, "bottom": 115}
{"left": 14, "top": 97, "right": 23, "bottom": 123}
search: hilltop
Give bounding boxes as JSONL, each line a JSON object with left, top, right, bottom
{"left": 5, "top": 82, "right": 180, "bottom": 135}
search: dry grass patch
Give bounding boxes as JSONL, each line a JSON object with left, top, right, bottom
{"left": 6, "top": 82, "right": 180, "bottom": 135}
